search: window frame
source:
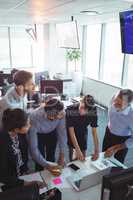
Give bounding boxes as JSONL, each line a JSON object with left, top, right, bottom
{"left": 83, "top": 22, "right": 130, "bottom": 89}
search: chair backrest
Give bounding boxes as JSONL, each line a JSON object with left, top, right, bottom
{"left": 0, "top": 184, "right": 39, "bottom": 200}
{"left": 40, "top": 80, "right": 63, "bottom": 94}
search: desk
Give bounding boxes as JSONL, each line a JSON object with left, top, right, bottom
{"left": 10, "top": 153, "right": 126, "bottom": 200}
{"left": 0, "top": 153, "right": 127, "bottom": 198}
{"left": 40, "top": 153, "right": 126, "bottom": 200}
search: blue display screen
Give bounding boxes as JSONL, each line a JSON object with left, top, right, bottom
{"left": 120, "top": 10, "right": 133, "bottom": 54}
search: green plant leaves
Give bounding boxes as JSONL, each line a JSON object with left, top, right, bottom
{"left": 66, "top": 49, "right": 81, "bottom": 61}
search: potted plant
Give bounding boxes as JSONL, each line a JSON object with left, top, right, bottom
{"left": 66, "top": 49, "right": 82, "bottom": 96}
{"left": 66, "top": 49, "right": 81, "bottom": 72}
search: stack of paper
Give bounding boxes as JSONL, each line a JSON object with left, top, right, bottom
{"left": 20, "top": 172, "right": 47, "bottom": 194}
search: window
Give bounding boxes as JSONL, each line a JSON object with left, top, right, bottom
{"left": 102, "top": 23, "right": 124, "bottom": 86}
{"left": 0, "top": 27, "right": 10, "bottom": 69}
{"left": 0, "top": 25, "right": 47, "bottom": 73}
{"left": 127, "top": 55, "right": 133, "bottom": 89}
{"left": 67, "top": 25, "right": 82, "bottom": 73}
{"left": 85, "top": 24, "right": 102, "bottom": 79}
{"left": 32, "top": 25, "right": 45, "bottom": 72}
{"left": 10, "top": 26, "right": 32, "bottom": 68}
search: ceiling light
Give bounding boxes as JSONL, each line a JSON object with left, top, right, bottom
{"left": 80, "top": 10, "right": 99, "bottom": 15}
{"left": 123, "top": 0, "right": 133, "bottom": 2}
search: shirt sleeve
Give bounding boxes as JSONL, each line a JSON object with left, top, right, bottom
{"left": 66, "top": 108, "right": 75, "bottom": 128}
{"left": 6, "top": 92, "right": 27, "bottom": 111}
{"left": 0, "top": 138, "right": 24, "bottom": 188}
{"left": 27, "top": 125, "right": 48, "bottom": 167}
{"left": 125, "top": 123, "right": 133, "bottom": 149}
{"left": 6, "top": 95, "right": 21, "bottom": 108}
{"left": 56, "top": 117, "right": 67, "bottom": 153}
{"left": 89, "top": 107, "right": 98, "bottom": 128}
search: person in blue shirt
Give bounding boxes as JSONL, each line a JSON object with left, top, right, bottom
{"left": 103, "top": 89, "right": 133, "bottom": 163}
{"left": 28, "top": 98, "right": 67, "bottom": 172}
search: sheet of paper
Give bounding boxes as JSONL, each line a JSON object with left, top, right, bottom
{"left": 91, "top": 159, "right": 115, "bottom": 170}
{"left": 20, "top": 172, "right": 47, "bottom": 194}
{"left": 41, "top": 168, "right": 72, "bottom": 189}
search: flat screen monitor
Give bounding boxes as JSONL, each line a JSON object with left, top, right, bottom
{"left": 120, "top": 10, "right": 133, "bottom": 54}
{"left": 40, "top": 80, "right": 63, "bottom": 94}
{"left": 0, "top": 73, "right": 12, "bottom": 86}
{"left": 35, "top": 71, "right": 49, "bottom": 85}
{"left": 56, "top": 21, "right": 80, "bottom": 49}
{"left": 101, "top": 167, "right": 133, "bottom": 200}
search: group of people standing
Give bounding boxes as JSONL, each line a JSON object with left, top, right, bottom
{"left": 0, "top": 70, "right": 133, "bottom": 191}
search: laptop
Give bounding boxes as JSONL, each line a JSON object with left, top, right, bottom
{"left": 67, "top": 168, "right": 111, "bottom": 191}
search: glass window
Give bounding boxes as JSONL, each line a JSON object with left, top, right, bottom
{"left": 32, "top": 25, "right": 45, "bottom": 72}
{"left": 127, "top": 55, "right": 133, "bottom": 89}
{"left": 67, "top": 26, "right": 82, "bottom": 73}
{"left": 85, "top": 24, "right": 102, "bottom": 79}
{"left": 10, "top": 26, "right": 32, "bottom": 68}
{"left": 0, "top": 27, "right": 10, "bottom": 70}
{"left": 102, "top": 23, "right": 124, "bottom": 86}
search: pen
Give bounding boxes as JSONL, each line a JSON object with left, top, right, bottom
{"left": 108, "top": 158, "right": 123, "bottom": 168}
{"left": 39, "top": 172, "right": 49, "bottom": 190}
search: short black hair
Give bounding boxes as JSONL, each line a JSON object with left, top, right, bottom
{"left": 82, "top": 95, "right": 95, "bottom": 109}
{"left": 44, "top": 98, "right": 64, "bottom": 116}
{"left": 13, "top": 70, "right": 33, "bottom": 86}
{"left": 118, "top": 89, "right": 133, "bottom": 104}
{"left": 2, "top": 108, "right": 29, "bottom": 131}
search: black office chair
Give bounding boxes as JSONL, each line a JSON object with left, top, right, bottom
{"left": 0, "top": 184, "right": 39, "bottom": 200}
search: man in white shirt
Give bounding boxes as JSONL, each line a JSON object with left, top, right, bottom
{"left": 103, "top": 89, "right": 133, "bottom": 163}
{"left": 0, "top": 70, "right": 34, "bottom": 128}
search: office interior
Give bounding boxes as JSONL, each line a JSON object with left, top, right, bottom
{"left": 0, "top": 0, "right": 133, "bottom": 199}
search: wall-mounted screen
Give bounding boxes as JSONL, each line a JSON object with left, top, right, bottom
{"left": 56, "top": 21, "right": 80, "bottom": 49}
{"left": 120, "top": 10, "right": 133, "bottom": 54}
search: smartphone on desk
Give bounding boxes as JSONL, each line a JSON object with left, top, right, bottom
{"left": 68, "top": 163, "right": 80, "bottom": 171}
{"left": 39, "top": 188, "right": 61, "bottom": 200}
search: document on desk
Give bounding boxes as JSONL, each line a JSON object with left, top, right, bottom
{"left": 91, "top": 159, "right": 116, "bottom": 170}
{"left": 41, "top": 168, "right": 73, "bottom": 189}
{"left": 20, "top": 172, "right": 47, "bottom": 194}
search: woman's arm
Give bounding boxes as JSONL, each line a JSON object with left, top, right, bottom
{"left": 91, "top": 127, "right": 99, "bottom": 160}
{"left": 69, "top": 127, "right": 85, "bottom": 161}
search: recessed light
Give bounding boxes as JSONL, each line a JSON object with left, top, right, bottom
{"left": 123, "top": 0, "right": 133, "bottom": 2}
{"left": 80, "top": 10, "right": 99, "bottom": 15}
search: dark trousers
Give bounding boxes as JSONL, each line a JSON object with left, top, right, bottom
{"left": 102, "top": 127, "right": 129, "bottom": 163}
{"left": 35, "top": 130, "right": 57, "bottom": 171}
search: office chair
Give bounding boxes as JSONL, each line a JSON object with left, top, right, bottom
{"left": 0, "top": 184, "right": 39, "bottom": 200}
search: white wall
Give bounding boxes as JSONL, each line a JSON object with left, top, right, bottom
{"left": 43, "top": 23, "right": 66, "bottom": 78}
{"left": 82, "top": 76, "right": 121, "bottom": 108}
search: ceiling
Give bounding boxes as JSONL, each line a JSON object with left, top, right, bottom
{"left": 0, "top": 0, "right": 132, "bottom": 25}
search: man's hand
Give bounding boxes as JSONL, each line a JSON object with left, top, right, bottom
{"left": 104, "top": 144, "right": 125, "bottom": 158}
{"left": 91, "top": 151, "right": 99, "bottom": 161}
{"left": 46, "top": 165, "right": 62, "bottom": 176}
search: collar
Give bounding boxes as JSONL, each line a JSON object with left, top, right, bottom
{"left": 12, "top": 86, "right": 25, "bottom": 100}
{"left": 14, "top": 87, "right": 25, "bottom": 98}
{"left": 112, "top": 104, "right": 131, "bottom": 115}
